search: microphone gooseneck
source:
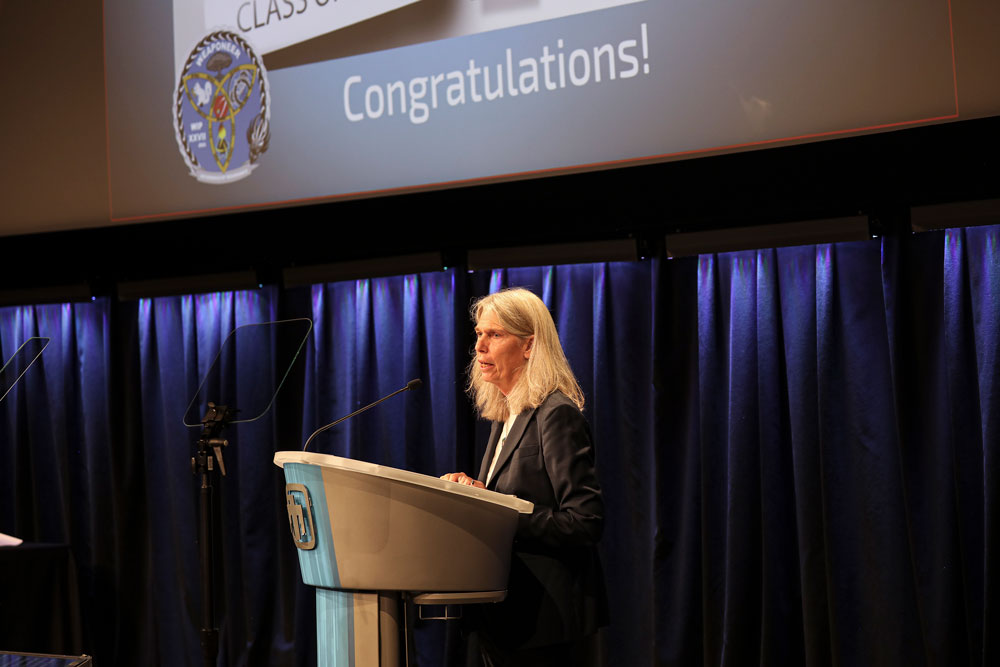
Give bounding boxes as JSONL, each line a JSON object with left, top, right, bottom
{"left": 302, "top": 379, "right": 422, "bottom": 452}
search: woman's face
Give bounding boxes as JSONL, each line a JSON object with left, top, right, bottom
{"left": 474, "top": 309, "right": 532, "bottom": 396}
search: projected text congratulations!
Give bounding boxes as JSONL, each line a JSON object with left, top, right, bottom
{"left": 343, "top": 24, "right": 650, "bottom": 125}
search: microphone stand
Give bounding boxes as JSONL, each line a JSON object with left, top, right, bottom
{"left": 191, "top": 402, "right": 236, "bottom": 667}
{"left": 303, "top": 379, "right": 422, "bottom": 452}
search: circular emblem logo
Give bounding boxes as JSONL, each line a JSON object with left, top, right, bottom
{"left": 174, "top": 31, "right": 270, "bottom": 184}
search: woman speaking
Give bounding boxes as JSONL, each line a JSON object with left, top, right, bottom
{"left": 443, "top": 288, "right": 608, "bottom": 667}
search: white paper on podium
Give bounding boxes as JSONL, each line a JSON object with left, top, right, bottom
{"left": 0, "top": 532, "right": 23, "bottom": 547}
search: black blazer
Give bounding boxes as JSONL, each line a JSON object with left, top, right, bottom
{"left": 473, "top": 391, "right": 608, "bottom": 650}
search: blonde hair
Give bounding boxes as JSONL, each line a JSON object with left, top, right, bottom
{"left": 467, "top": 288, "right": 584, "bottom": 422}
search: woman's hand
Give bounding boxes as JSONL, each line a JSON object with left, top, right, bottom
{"left": 440, "top": 472, "right": 485, "bottom": 488}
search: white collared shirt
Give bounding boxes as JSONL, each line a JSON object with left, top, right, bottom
{"left": 486, "top": 412, "right": 519, "bottom": 485}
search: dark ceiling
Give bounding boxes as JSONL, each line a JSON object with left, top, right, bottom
{"left": 2, "top": 113, "right": 998, "bottom": 297}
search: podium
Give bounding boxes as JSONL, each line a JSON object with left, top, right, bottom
{"left": 274, "top": 452, "right": 533, "bottom": 667}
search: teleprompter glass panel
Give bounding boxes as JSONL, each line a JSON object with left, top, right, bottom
{"left": 183, "top": 318, "right": 312, "bottom": 427}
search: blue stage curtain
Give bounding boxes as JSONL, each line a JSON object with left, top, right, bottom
{"left": 0, "top": 299, "right": 114, "bottom": 656}
{"left": 302, "top": 271, "right": 461, "bottom": 474}
{"left": 0, "top": 226, "right": 997, "bottom": 666}
{"left": 132, "top": 287, "right": 309, "bottom": 666}
{"left": 653, "top": 227, "right": 999, "bottom": 666}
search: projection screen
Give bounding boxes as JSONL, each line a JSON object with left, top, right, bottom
{"left": 104, "top": 0, "right": 961, "bottom": 222}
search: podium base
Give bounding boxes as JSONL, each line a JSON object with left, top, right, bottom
{"left": 316, "top": 590, "right": 400, "bottom": 667}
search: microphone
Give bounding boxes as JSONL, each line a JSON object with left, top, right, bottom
{"left": 302, "top": 379, "right": 422, "bottom": 452}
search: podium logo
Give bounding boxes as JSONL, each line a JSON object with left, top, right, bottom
{"left": 285, "top": 483, "right": 316, "bottom": 550}
{"left": 173, "top": 30, "right": 271, "bottom": 184}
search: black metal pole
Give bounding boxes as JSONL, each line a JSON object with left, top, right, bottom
{"left": 193, "top": 403, "right": 231, "bottom": 667}
{"left": 198, "top": 450, "right": 218, "bottom": 667}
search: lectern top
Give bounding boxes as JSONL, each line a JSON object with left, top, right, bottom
{"left": 274, "top": 451, "right": 534, "bottom": 514}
